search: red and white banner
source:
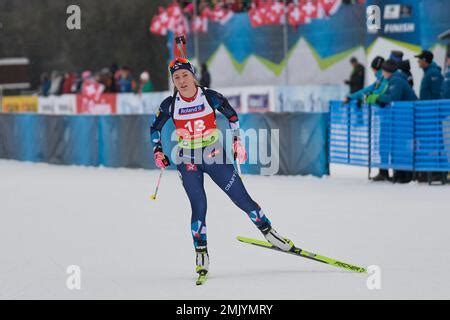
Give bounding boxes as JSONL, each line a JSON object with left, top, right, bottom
{"left": 77, "top": 80, "right": 116, "bottom": 114}
{"left": 76, "top": 93, "right": 117, "bottom": 115}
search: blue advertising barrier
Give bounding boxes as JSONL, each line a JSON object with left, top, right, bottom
{"left": 329, "top": 100, "right": 450, "bottom": 173}
{"left": 0, "top": 112, "right": 330, "bottom": 176}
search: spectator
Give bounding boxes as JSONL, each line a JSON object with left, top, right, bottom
{"left": 109, "top": 64, "right": 119, "bottom": 93}
{"left": 415, "top": 50, "right": 447, "bottom": 182}
{"left": 346, "top": 56, "right": 385, "bottom": 104}
{"left": 40, "top": 72, "right": 51, "bottom": 96}
{"left": 48, "top": 70, "right": 63, "bottom": 95}
{"left": 442, "top": 52, "right": 450, "bottom": 99}
{"left": 72, "top": 72, "right": 83, "bottom": 93}
{"left": 345, "top": 57, "right": 365, "bottom": 94}
{"left": 398, "top": 60, "right": 414, "bottom": 88}
{"left": 345, "top": 56, "right": 388, "bottom": 181}
{"left": 388, "top": 50, "right": 413, "bottom": 88}
{"left": 98, "top": 68, "right": 114, "bottom": 93}
{"left": 138, "top": 71, "right": 154, "bottom": 93}
{"left": 61, "top": 72, "right": 76, "bottom": 94}
{"left": 374, "top": 59, "right": 418, "bottom": 183}
{"left": 376, "top": 59, "right": 417, "bottom": 106}
{"left": 389, "top": 50, "right": 403, "bottom": 64}
{"left": 116, "top": 66, "right": 134, "bottom": 93}
{"left": 200, "top": 63, "right": 211, "bottom": 88}
{"left": 415, "top": 50, "right": 443, "bottom": 100}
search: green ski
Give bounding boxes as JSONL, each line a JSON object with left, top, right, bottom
{"left": 196, "top": 270, "right": 208, "bottom": 285}
{"left": 237, "top": 236, "right": 367, "bottom": 273}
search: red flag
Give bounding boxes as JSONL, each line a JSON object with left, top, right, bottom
{"left": 301, "top": 0, "right": 319, "bottom": 23}
{"left": 167, "top": 2, "right": 182, "bottom": 19}
{"left": 219, "top": 9, "right": 234, "bottom": 24}
{"left": 210, "top": 4, "right": 234, "bottom": 24}
{"left": 158, "top": 7, "right": 170, "bottom": 28}
{"left": 266, "top": 0, "right": 285, "bottom": 25}
{"left": 150, "top": 7, "right": 170, "bottom": 36}
{"left": 166, "top": 2, "right": 183, "bottom": 31}
{"left": 174, "top": 15, "right": 189, "bottom": 36}
{"left": 248, "top": 3, "right": 265, "bottom": 27}
{"left": 201, "top": 6, "right": 213, "bottom": 19}
{"left": 287, "top": 2, "right": 306, "bottom": 27}
{"left": 318, "top": 0, "right": 341, "bottom": 17}
{"left": 192, "top": 15, "right": 208, "bottom": 33}
{"left": 258, "top": 1, "right": 269, "bottom": 25}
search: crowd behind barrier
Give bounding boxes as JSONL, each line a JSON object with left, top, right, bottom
{"left": 0, "top": 84, "right": 346, "bottom": 115}
{"left": 330, "top": 100, "right": 450, "bottom": 183}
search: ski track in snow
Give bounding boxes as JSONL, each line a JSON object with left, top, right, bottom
{"left": 0, "top": 160, "right": 449, "bottom": 299}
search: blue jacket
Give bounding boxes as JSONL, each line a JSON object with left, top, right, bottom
{"left": 419, "top": 62, "right": 443, "bottom": 100}
{"left": 348, "top": 70, "right": 387, "bottom": 101}
{"left": 376, "top": 72, "right": 418, "bottom": 106}
{"left": 117, "top": 78, "right": 132, "bottom": 93}
{"left": 442, "top": 67, "right": 450, "bottom": 99}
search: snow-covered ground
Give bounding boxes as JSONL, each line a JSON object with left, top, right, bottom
{"left": 0, "top": 160, "right": 449, "bottom": 299}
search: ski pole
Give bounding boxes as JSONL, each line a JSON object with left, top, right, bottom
{"left": 150, "top": 169, "right": 164, "bottom": 200}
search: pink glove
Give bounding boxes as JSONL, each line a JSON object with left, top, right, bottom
{"left": 232, "top": 139, "right": 247, "bottom": 163}
{"left": 154, "top": 151, "right": 170, "bottom": 169}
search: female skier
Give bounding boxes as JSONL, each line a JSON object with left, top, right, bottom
{"left": 150, "top": 57, "right": 294, "bottom": 281}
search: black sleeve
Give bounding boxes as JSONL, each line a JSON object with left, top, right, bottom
{"left": 150, "top": 96, "right": 173, "bottom": 152}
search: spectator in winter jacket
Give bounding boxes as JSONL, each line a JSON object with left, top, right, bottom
{"left": 398, "top": 60, "right": 414, "bottom": 88}
{"left": 376, "top": 60, "right": 418, "bottom": 106}
{"left": 138, "top": 71, "right": 154, "bottom": 93}
{"left": 345, "top": 56, "right": 385, "bottom": 104}
{"left": 374, "top": 59, "right": 418, "bottom": 183}
{"left": 415, "top": 50, "right": 443, "bottom": 100}
{"left": 40, "top": 72, "right": 51, "bottom": 96}
{"left": 389, "top": 50, "right": 403, "bottom": 64}
{"left": 116, "top": 66, "right": 134, "bottom": 93}
{"left": 345, "top": 57, "right": 386, "bottom": 182}
{"left": 388, "top": 50, "right": 414, "bottom": 88}
{"left": 49, "top": 70, "right": 63, "bottom": 95}
{"left": 97, "top": 68, "right": 115, "bottom": 93}
{"left": 442, "top": 53, "right": 450, "bottom": 99}
{"left": 62, "top": 72, "right": 76, "bottom": 94}
{"left": 345, "top": 57, "right": 365, "bottom": 94}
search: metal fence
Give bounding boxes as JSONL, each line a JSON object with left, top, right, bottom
{"left": 329, "top": 100, "right": 450, "bottom": 182}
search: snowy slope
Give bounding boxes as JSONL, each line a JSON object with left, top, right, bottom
{"left": 0, "top": 160, "right": 449, "bottom": 299}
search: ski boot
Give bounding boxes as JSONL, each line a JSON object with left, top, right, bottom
{"left": 261, "top": 226, "right": 295, "bottom": 252}
{"left": 195, "top": 247, "right": 209, "bottom": 285}
{"left": 372, "top": 169, "right": 390, "bottom": 182}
